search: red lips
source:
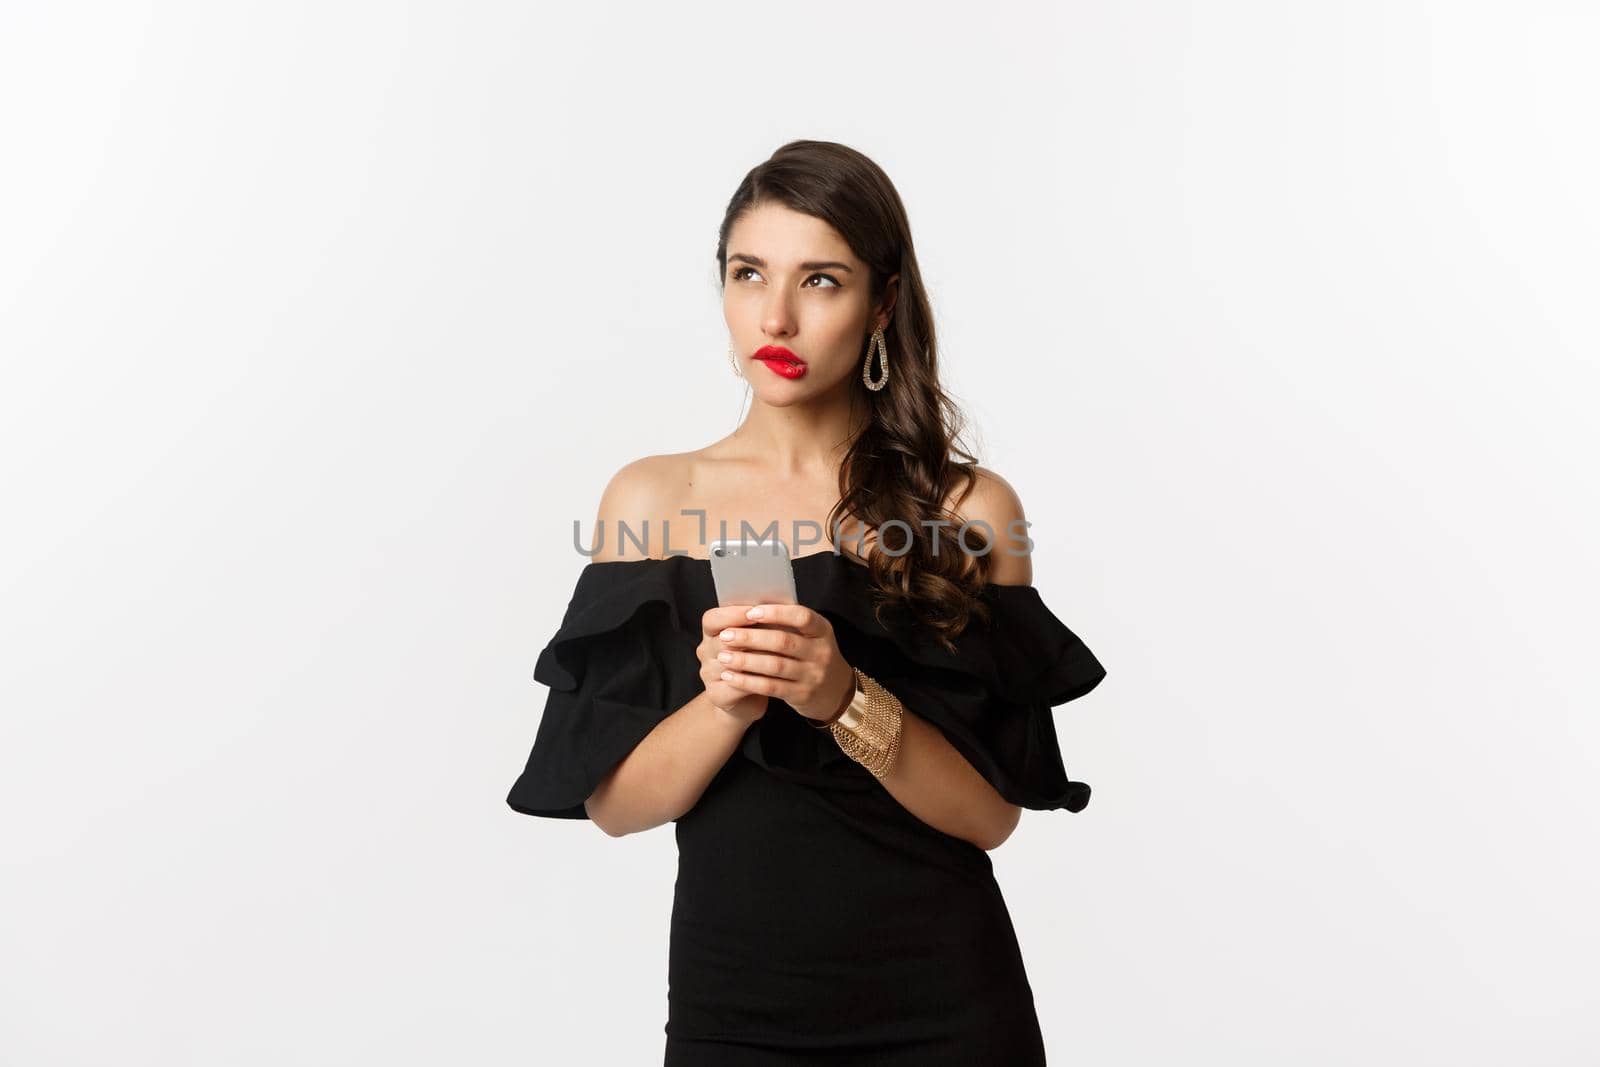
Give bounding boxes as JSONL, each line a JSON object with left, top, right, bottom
{"left": 754, "top": 345, "right": 805, "bottom": 365}
{"left": 752, "top": 344, "right": 808, "bottom": 380}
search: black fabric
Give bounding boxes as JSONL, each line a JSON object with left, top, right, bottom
{"left": 505, "top": 551, "right": 1107, "bottom": 1061}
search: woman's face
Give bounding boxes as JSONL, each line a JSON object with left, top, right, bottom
{"left": 722, "top": 202, "right": 896, "bottom": 400}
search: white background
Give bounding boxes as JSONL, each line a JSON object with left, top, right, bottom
{"left": 2, "top": 2, "right": 1596, "bottom": 1063}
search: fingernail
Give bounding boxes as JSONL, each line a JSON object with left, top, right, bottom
{"left": 746, "top": 607, "right": 763, "bottom": 619}
{"left": 717, "top": 651, "right": 732, "bottom": 662}
{"left": 720, "top": 629, "right": 735, "bottom": 640}
{"left": 720, "top": 670, "right": 733, "bottom": 680}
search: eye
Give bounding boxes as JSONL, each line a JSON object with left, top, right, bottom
{"left": 727, "top": 266, "right": 842, "bottom": 289}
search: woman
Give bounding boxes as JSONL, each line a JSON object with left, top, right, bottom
{"left": 507, "top": 140, "right": 1107, "bottom": 1065}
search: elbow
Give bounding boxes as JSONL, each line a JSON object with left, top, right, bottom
{"left": 584, "top": 794, "right": 671, "bottom": 838}
{"left": 591, "top": 815, "right": 631, "bottom": 838}
{"left": 979, "top": 803, "right": 1024, "bottom": 852}
{"left": 585, "top": 769, "right": 635, "bottom": 837}
{"left": 584, "top": 795, "right": 627, "bottom": 837}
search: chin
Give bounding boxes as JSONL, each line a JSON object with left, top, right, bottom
{"left": 749, "top": 367, "right": 842, "bottom": 401}
{"left": 751, "top": 386, "right": 812, "bottom": 406}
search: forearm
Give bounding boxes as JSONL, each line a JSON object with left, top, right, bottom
{"left": 583, "top": 691, "right": 752, "bottom": 836}
{"left": 873, "top": 707, "right": 1022, "bottom": 851}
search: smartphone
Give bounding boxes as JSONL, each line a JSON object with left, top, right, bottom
{"left": 708, "top": 537, "right": 798, "bottom": 608}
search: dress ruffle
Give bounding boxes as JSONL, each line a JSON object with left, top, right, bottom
{"left": 505, "top": 552, "right": 1106, "bottom": 820}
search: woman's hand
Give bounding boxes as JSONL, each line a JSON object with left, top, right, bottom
{"left": 711, "top": 603, "right": 856, "bottom": 725}
{"left": 699, "top": 605, "right": 770, "bottom": 723}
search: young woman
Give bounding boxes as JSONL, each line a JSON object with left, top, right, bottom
{"left": 507, "top": 140, "right": 1108, "bottom": 1065}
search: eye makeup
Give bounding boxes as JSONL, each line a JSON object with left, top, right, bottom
{"left": 729, "top": 266, "right": 842, "bottom": 289}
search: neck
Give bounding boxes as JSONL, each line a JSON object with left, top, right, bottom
{"left": 728, "top": 382, "right": 870, "bottom": 478}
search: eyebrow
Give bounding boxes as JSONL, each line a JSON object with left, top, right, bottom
{"left": 728, "top": 253, "right": 855, "bottom": 273}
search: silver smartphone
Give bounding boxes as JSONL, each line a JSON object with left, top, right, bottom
{"left": 708, "top": 537, "right": 798, "bottom": 607}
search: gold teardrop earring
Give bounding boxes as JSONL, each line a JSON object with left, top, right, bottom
{"left": 862, "top": 326, "right": 890, "bottom": 391}
{"left": 728, "top": 338, "right": 744, "bottom": 378}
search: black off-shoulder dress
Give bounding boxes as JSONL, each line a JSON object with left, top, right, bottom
{"left": 506, "top": 550, "right": 1107, "bottom": 1066}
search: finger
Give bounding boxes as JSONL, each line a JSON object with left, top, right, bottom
{"left": 717, "top": 648, "right": 800, "bottom": 680}
{"left": 717, "top": 626, "right": 803, "bottom": 659}
{"left": 707, "top": 679, "right": 758, "bottom": 706}
{"left": 703, "top": 663, "right": 757, "bottom": 696}
{"left": 716, "top": 669, "right": 798, "bottom": 699}
{"left": 701, "top": 604, "right": 761, "bottom": 634}
{"left": 739, "top": 603, "right": 828, "bottom": 637}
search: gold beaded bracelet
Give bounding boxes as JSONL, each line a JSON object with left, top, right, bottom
{"left": 815, "top": 667, "right": 904, "bottom": 780}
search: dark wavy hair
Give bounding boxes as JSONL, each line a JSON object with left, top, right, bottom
{"left": 714, "top": 139, "right": 992, "bottom": 650}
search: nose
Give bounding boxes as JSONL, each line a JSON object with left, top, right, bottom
{"left": 761, "top": 290, "right": 797, "bottom": 339}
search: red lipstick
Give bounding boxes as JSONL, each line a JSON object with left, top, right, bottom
{"left": 753, "top": 345, "right": 807, "bottom": 379}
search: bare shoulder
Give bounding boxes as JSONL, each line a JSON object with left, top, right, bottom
{"left": 944, "top": 464, "right": 1033, "bottom": 586}
{"left": 590, "top": 454, "right": 692, "bottom": 562}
